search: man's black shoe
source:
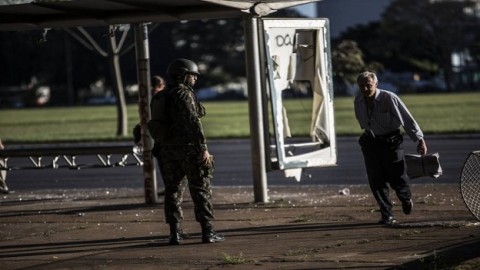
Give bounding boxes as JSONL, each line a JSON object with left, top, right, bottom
{"left": 168, "top": 232, "right": 182, "bottom": 245}
{"left": 402, "top": 199, "right": 413, "bottom": 215}
{"left": 202, "top": 231, "right": 225, "bottom": 243}
{"left": 378, "top": 216, "right": 397, "bottom": 226}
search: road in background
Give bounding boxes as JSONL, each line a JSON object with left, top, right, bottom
{"left": 4, "top": 135, "right": 479, "bottom": 191}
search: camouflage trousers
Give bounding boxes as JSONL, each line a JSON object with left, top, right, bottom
{"left": 156, "top": 151, "right": 215, "bottom": 224}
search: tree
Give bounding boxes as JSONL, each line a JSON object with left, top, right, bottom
{"left": 331, "top": 39, "right": 383, "bottom": 95}
{"left": 0, "top": 30, "right": 65, "bottom": 86}
{"left": 169, "top": 19, "right": 246, "bottom": 87}
{"left": 65, "top": 25, "right": 134, "bottom": 136}
{"left": 332, "top": 40, "right": 366, "bottom": 85}
{"left": 167, "top": 8, "right": 304, "bottom": 88}
{"left": 381, "top": 0, "right": 480, "bottom": 91}
{"left": 338, "top": 22, "right": 433, "bottom": 74}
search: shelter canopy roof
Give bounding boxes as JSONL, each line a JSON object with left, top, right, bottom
{"left": 0, "top": 0, "right": 317, "bottom": 31}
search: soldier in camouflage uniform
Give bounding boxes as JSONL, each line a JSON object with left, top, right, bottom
{"left": 149, "top": 59, "right": 224, "bottom": 245}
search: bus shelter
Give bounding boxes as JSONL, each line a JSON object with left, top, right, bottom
{"left": 0, "top": 0, "right": 336, "bottom": 203}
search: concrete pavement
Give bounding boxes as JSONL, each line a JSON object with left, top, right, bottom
{"left": 0, "top": 184, "right": 479, "bottom": 269}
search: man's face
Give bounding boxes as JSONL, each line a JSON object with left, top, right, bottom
{"left": 152, "top": 84, "right": 165, "bottom": 95}
{"left": 185, "top": 73, "right": 197, "bottom": 87}
{"left": 358, "top": 77, "right": 377, "bottom": 99}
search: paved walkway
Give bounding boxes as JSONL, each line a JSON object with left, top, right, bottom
{"left": 1, "top": 184, "right": 479, "bottom": 269}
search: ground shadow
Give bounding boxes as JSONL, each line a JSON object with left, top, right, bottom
{"left": 388, "top": 237, "right": 480, "bottom": 269}
{"left": 0, "top": 202, "right": 158, "bottom": 218}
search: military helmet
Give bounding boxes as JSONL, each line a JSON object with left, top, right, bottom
{"left": 167, "top": 58, "right": 200, "bottom": 78}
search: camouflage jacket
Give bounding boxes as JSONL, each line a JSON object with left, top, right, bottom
{"left": 163, "top": 82, "right": 207, "bottom": 153}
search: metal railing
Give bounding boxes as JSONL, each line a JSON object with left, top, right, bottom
{"left": 0, "top": 143, "right": 143, "bottom": 170}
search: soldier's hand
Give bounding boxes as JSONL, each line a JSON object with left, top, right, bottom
{"left": 198, "top": 150, "right": 210, "bottom": 165}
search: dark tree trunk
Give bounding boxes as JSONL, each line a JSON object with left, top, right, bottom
{"left": 108, "top": 28, "right": 128, "bottom": 136}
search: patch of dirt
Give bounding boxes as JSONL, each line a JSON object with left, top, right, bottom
{"left": 0, "top": 184, "right": 479, "bottom": 269}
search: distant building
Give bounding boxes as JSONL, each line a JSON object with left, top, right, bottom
{"left": 315, "top": 0, "right": 392, "bottom": 38}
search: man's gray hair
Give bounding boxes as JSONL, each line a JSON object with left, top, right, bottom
{"left": 357, "top": 71, "right": 378, "bottom": 84}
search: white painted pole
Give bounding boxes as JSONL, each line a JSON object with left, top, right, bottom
{"left": 243, "top": 16, "right": 269, "bottom": 203}
{"left": 133, "top": 23, "right": 158, "bottom": 204}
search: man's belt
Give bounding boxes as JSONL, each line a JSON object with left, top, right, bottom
{"left": 364, "top": 129, "right": 400, "bottom": 139}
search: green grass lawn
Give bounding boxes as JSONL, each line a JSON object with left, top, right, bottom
{"left": 0, "top": 92, "right": 479, "bottom": 143}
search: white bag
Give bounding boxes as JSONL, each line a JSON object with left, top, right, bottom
{"left": 405, "top": 152, "right": 443, "bottom": 179}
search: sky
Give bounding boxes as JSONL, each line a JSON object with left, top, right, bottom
{"left": 292, "top": 2, "right": 317, "bottom": 17}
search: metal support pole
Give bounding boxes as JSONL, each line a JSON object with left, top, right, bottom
{"left": 243, "top": 16, "right": 269, "bottom": 203}
{"left": 134, "top": 23, "right": 158, "bottom": 204}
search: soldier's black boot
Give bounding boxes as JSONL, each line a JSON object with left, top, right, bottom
{"left": 168, "top": 223, "right": 181, "bottom": 245}
{"left": 201, "top": 222, "right": 225, "bottom": 244}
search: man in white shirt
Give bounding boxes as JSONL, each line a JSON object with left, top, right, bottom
{"left": 354, "top": 71, "right": 427, "bottom": 225}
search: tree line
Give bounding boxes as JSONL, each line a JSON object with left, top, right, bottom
{"left": 332, "top": 0, "right": 480, "bottom": 92}
{"left": 1, "top": 0, "right": 479, "bottom": 136}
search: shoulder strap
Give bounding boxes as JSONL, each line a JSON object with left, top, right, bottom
{"left": 150, "top": 90, "right": 170, "bottom": 121}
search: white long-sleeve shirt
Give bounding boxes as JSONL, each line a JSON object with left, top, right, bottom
{"left": 354, "top": 89, "right": 424, "bottom": 142}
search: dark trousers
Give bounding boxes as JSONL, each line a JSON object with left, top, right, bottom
{"left": 359, "top": 131, "right": 411, "bottom": 220}
{"left": 156, "top": 151, "right": 214, "bottom": 224}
